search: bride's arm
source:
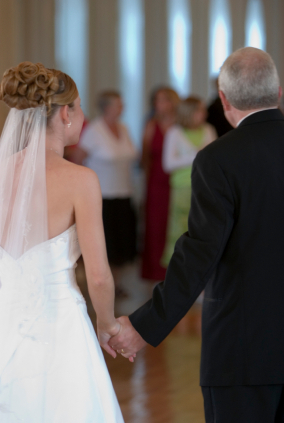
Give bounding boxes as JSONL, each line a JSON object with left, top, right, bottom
{"left": 73, "top": 167, "right": 120, "bottom": 357}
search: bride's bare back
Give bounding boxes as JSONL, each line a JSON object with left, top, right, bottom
{"left": 46, "top": 153, "right": 79, "bottom": 239}
{"left": 45, "top": 151, "right": 109, "bottom": 281}
{"left": 46, "top": 151, "right": 106, "bottom": 275}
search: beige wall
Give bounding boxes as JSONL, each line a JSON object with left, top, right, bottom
{"left": 0, "top": 0, "right": 55, "bottom": 130}
{"left": 0, "top": 0, "right": 283, "bottom": 132}
{"left": 0, "top": 0, "right": 21, "bottom": 129}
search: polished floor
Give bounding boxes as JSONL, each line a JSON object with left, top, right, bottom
{"left": 76, "top": 259, "right": 205, "bottom": 423}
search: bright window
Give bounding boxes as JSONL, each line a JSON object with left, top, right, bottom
{"left": 168, "top": 0, "right": 191, "bottom": 96}
{"left": 209, "top": 0, "right": 232, "bottom": 76}
{"left": 55, "top": 0, "right": 88, "bottom": 114}
{"left": 119, "top": 0, "right": 144, "bottom": 145}
{"left": 245, "top": 0, "right": 266, "bottom": 50}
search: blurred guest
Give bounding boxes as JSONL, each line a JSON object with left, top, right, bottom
{"left": 79, "top": 90, "right": 138, "bottom": 297}
{"left": 161, "top": 96, "right": 217, "bottom": 266}
{"left": 141, "top": 87, "right": 179, "bottom": 282}
{"left": 207, "top": 78, "right": 233, "bottom": 136}
{"left": 144, "top": 85, "right": 173, "bottom": 122}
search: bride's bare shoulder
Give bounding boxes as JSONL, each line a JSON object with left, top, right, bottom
{"left": 47, "top": 157, "right": 100, "bottom": 195}
{"left": 59, "top": 160, "right": 101, "bottom": 209}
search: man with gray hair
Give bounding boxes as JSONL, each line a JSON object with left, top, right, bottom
{"left": 110, "top": 47, "right": 284, "bottom": 422}
{"left": 218, "top": 46, "right": 280, "bottom": 125}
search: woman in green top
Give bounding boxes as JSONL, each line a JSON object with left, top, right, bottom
{"left": 161, "top": 96, "right": 217, "bottom": 266}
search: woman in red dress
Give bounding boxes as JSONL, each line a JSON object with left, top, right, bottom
{"left": 141, "top": 87, "right": 179, "bottom": 282}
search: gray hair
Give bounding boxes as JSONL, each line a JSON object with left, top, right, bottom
{"left": 219, "top": 47, "right": 280, "bottom": 111}
{"left": 97, "top": 90, "right": 121, "bottom": 114}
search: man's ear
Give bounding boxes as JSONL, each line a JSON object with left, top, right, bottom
{"left": 219, "top": 90, "right": 231, "bottom": 112}
{"left": 278, "top": 86, "right": 283, "bottom": 101}
{"left": 59, "top": 105, "right": 70, "bottom": 125}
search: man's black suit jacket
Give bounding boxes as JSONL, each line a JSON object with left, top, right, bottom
{"left": 130, "top": 109, "right": 284, "bottom": 386}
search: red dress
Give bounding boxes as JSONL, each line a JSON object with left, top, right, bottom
{"left": 141, "top": 122, "right": 170, "bottom": 281}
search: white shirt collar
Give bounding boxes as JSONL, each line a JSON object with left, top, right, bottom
{"left": 237, "top": 107, "right": 278, "bottom": 127}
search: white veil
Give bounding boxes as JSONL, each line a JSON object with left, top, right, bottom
{"left": 0, "top": 106, "right": 52, "bottom": 416}
{"left": 0, "top": 106, "right": 48, "bottom": 259}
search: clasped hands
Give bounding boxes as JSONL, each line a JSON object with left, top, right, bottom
{"left": 98, "top": 316, "right": 147, "bottom": 362}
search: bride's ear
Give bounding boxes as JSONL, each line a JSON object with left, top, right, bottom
{"left": 59, "top": 105, "right": 71, "bottom": 126}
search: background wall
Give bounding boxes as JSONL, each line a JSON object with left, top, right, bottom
{"left": 0, "top": 0, "right": 283, "bottom": 143}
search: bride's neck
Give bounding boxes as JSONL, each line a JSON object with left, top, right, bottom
{"left": 45, "top": 132, "right": 65, "bottom": 158}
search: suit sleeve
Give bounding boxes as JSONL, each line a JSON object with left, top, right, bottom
{"left": 129, "top": 148, "right": 235, "bottom": 346}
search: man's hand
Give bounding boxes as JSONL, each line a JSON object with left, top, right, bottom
{"left": 109, "top": 316, "right": 147, "bottom": 361}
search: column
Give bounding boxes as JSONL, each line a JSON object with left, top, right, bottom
{"left": 191, "top": 0, "right": 210, "bottom": 100}
{"left": 263, "top": 0, "right": 284, "bottom": 85}
{"left": 144, "top": 0, "right": 169, "bottom": 101}
{"left": 88, "top": 0, "right": 120, "bottom": 119}
{"left": 230, "top": 0, "right": 246, "bottom": 51}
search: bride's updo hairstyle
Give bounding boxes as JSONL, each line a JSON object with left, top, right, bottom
{"left": 0, "top": 61, "right": 78, "bottom": 125}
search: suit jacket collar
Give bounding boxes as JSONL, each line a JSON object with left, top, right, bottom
{"left": 238, "top": 108, "right": 284, "bottom": 128}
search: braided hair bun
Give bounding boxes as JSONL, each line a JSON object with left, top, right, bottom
{"left": 0, "top": 61, "right": 78, "bottom": 120}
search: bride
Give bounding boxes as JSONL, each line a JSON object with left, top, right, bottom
{"left": 0, "top": 62, "right": 132, "bottom": 422}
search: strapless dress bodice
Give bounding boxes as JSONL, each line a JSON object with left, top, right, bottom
{"left": 18, "top": 223, "right": 81, "bottom": 276}
{"left": 0, "top": 224, "right": 82, "bottom": 303}
{"left": 0, "top": 224, "right": 84, "bottom": 360}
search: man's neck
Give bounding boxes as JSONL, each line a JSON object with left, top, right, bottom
{"left": 235, "top": 107, "right": 278, "bottom": 127}
{"left": 226, "top": 107, "right": 277, "bottom": 128}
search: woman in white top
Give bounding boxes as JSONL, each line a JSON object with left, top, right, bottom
{"left": 79, "top": 91, "right": 138, "bottom": 296}
{"left": 161, "top": 96, "right": 217, "bottom": 266}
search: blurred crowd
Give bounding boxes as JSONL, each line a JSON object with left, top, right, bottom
{"left": 64, "top": 85, "right": 236, "bottom": 297}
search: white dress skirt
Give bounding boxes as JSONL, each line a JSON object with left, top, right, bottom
{"left": 0, "top": 224, "right": 124, "bottom": 423}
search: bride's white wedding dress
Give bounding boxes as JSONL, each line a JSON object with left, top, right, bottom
{"left": 0, "top": 224, "right": 124, "bottom": 423}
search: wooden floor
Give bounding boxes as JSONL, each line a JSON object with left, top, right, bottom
{"left": 76, "top": 259, "right": 205, "bottom": 423}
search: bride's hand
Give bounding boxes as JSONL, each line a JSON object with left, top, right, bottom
{"left": 98, "top": 320, "right": 136, "bottom": 362}
{"left": 97, "top": 321, "right": 121, "bottom": 358}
